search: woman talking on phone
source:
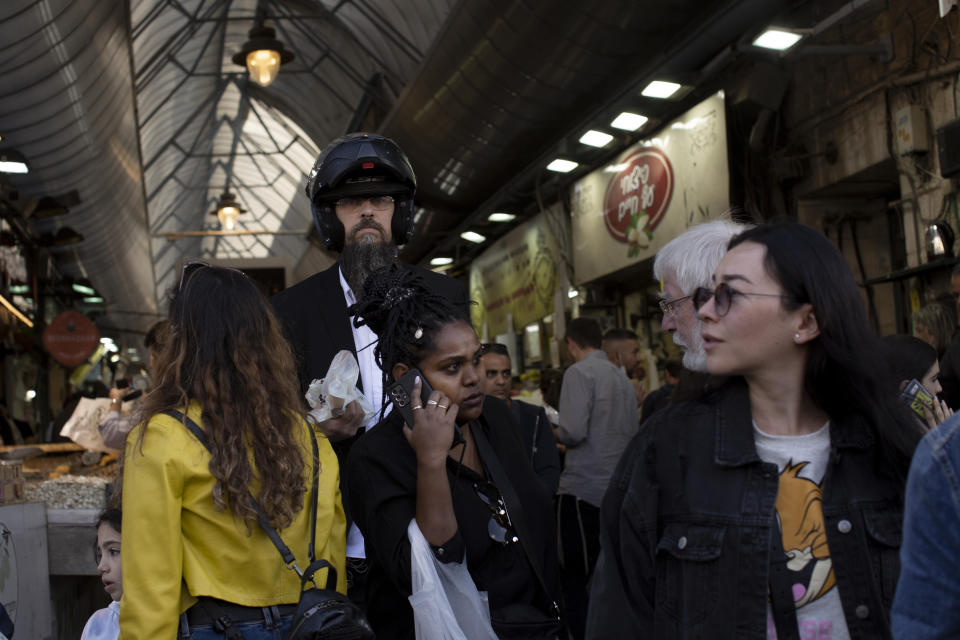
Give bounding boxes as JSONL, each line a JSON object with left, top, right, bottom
{"left": 344, "top": 265, "right": 562, "bottom": 639}
{"left": 882, "top": 334, "right": 953, "bottom": 430}
{"left": 588, "top": 222, "right": 922, "bottom": 639}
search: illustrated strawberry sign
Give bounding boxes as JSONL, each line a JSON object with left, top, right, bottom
{"left": 602, "top": 148, "right": 674, "bottom": 257}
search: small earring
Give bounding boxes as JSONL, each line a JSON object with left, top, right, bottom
{"left": 794, "top": 332, "right": 801, "bottom": 343}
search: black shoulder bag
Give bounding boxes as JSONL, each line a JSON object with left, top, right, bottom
{"left": 165, "top": 410, "right": 374, "bottom": 640}
{"left": 470, "top": 420, "right": 564, "bottom": 640}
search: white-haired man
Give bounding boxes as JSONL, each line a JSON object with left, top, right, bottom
{"left": 653, "top": 218, "right": 751, "bottom": 372}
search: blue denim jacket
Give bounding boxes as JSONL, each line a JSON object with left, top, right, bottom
{"left": 891, "top": 414, "right": 960, "bottom": 638}
{"left": 588, "top": 380, "right": 905, "bottom": 639}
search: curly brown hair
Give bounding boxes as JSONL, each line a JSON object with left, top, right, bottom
{"left": 135, "top": 266, "right": 307, "bottom": 529}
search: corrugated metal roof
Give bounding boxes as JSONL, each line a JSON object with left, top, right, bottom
{"left": 0, "top": 0, "right": 798, "bottom": 354}
{"left": 0, "top": 0, "right": 156, "bottom": 338}
{"left": 0, "top": 0, "right": 456, "bottom": 349}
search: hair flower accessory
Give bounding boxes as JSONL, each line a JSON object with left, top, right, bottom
{"left": 383, "top": 285, "right": 416, "bottom": 310}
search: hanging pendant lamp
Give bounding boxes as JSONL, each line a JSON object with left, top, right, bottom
{"left": 231, "top": 24, "right": 294, "bottom": 87}
{"left": 211, "top": 190, "right": 246, "bottom": 231}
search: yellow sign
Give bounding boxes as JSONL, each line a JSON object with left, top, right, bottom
{"left": 469, "top": 209, "right": 560, "bottom": 336}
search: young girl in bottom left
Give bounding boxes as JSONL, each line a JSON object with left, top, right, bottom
{"left": 81, "top": 509, "right": 123, "bottom": 640}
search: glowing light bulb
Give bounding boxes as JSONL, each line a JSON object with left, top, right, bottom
{"left": 246, "top": 49, "right": 281, "bottom": 87}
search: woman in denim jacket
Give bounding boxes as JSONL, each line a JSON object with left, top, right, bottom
{"left": 588, "top": 222, "right": 922, "bottom": 640}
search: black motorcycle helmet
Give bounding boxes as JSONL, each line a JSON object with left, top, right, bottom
{"left": 305, "top": 132, "right": 417, "bottom": 252}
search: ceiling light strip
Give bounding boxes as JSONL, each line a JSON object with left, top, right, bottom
{"left": 641, "top": 80, "right": 682, "bottom": 98}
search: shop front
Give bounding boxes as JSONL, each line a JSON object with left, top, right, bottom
{"left": 469, "top": 204, "right": 566, "bottom": 400}
{"left": 568, "top": 91, "right": 732, "bottom": 378}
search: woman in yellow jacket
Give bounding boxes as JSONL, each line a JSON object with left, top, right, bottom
{"left": 119, "top": 264, "right": 346, "bottom": 639}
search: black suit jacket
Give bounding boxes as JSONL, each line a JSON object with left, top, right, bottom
{"left": 509, "top": 399, "right": 561, "bottom": 495}
{"left": 271, "top": 261, "right": 469, "bottom": 461}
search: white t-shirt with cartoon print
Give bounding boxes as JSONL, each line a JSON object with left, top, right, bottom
{"left": 754, "top": 421, "right": 851, "bottom": 640}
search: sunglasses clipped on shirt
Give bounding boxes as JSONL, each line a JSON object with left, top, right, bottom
{"left": 692, "top": 282, "right": 791, "bottom": 317}
{"left": 473, "top": 480, "right": 519, "bottom": 546}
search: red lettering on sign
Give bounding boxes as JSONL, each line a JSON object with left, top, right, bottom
{"left": 602, "top": 148, "right": 674, "bottom": 244}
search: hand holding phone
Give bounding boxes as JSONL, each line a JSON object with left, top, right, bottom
{"left": 387, "top": 368, "right": 434, "bottom": 429}
{"left": 900, "top": 379, "right": 935, "bottom": 419}
{"left": 386, "top": 369, "right": 463, "bottom": 451}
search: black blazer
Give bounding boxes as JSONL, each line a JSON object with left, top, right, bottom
{"left": 509, "top": 399, "right": 561, "bottom": 496}
{"left": 271, "top": 261, "right": 469, "bottom": 460}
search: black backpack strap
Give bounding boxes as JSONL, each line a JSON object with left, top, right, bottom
{"left": 768, "top": 523, "right": 801, "bottom": 640}
{"left": 163, "top": 409, "right": 321, "bottom": 579}
{"left": 301, "top": 558, "right": 338, "bottom": 591}
{"left": 470, "top": 420, "right": 561, "bottom": 622}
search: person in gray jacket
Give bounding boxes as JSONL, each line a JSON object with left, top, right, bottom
{"left": 555, "top": 316, "right": 638, "bottom": 640}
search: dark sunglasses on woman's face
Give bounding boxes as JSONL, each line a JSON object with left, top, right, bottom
{"left": 692, "top": 282, "right": 789, "bottom": 317}
{"left": 473, "top": 481, "right": 519, "bottom": 546}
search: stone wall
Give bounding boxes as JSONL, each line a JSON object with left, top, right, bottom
{"left": 773, "top": 0, "right": 960, "bottom": 333}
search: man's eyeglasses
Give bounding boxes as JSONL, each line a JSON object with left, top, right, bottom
{"left": 473, "top": 481, "right": 519, "bottom": 546}
{"left": 692, "top": 282, "right": 790, "bottom": 317}
{"left": 334, "top": 195, "right": 395, "bottom": 213}
{"left": 658, "top": 294, "right": 692, "bottom": 317}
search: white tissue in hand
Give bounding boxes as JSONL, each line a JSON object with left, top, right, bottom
{"left": 305, "top": 350, "right": 377, "bottom": 424}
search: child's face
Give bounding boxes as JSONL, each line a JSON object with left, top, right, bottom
{"left": 96, "top": 522, "right": 122, "bottom": 601}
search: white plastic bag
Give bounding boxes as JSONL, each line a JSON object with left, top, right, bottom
{"left": 304, "top": 350, "right": 377, "bottom": 424}
{"left": 407, "top": 518, "right": 498, "bottom": 640}
{"left": 60, "top": 397, "right": 120, "bottom": 453}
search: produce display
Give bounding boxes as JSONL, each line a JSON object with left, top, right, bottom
{"left": 9, "top": 443, "right": 119, "bottom": 509}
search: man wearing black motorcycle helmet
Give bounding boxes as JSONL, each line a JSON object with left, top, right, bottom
{"left": 272, "top": 132, "right": 467, "bottom": 608}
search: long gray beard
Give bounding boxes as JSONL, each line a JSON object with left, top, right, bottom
{"left": 341, "top": 241, "right": 398, "bottom": 296}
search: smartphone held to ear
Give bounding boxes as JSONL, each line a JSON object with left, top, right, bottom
{"left": 386, "top": 369, "right": 465, "bottom": 448}
{"left": 900, "top": 379, "right": 935, "bottom": 419}
{"left": 386, "top": 369, "right": 434, "bottom": 428}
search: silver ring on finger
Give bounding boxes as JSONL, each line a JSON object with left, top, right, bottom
{"left": 412, "top": 404, "right": 423, "bottom": 410}
{"left": 427, "top": 399, "right": 439, "bottom": 406}
{"left": 437, "top": 403, "right": 449, "bottom": 410}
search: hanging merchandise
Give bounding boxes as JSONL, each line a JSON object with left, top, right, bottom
{"left": 924, "top": 220, "right": 955, "bottom": 262}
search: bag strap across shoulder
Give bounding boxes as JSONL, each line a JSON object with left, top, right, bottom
{"left": 768, "top": 523, "right": 801, "bottom": 640}
{"left": 469, "top": 420, "right": 561, "bottom": 622}
{"left": 162, "top": 410, "right": 333, "bottom": 589}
